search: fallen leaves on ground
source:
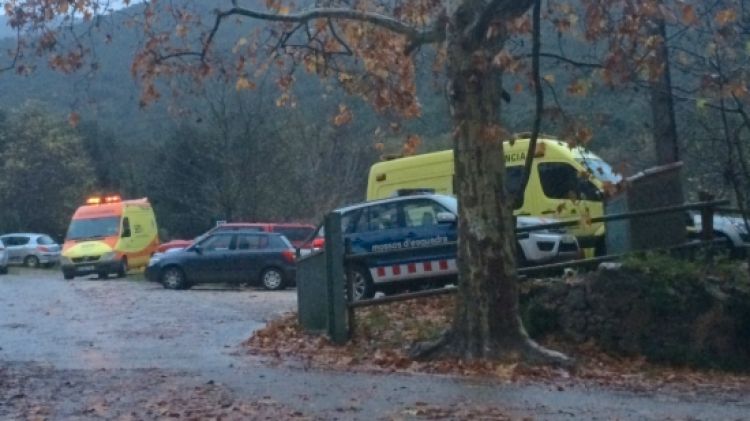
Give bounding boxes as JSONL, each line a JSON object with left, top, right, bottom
{"left": 389, "top": 401, "right": 513, "bottom": 420}
{"left": 0, "top": 364, "right": 312, "bottom": 420}
{"left": 245, "top": 295, "right": 750, "bottom": 395}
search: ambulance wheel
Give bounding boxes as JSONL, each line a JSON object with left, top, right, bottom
{"left": 116, "top": 259, "right": 127, "bottom": 278}
{"left": 63, "top": 270, "right": 74, "bottom": 280}
{"left": 161, "top": 266, "right": 188, "bottom": 290}
{"left": 350, "top": 266, "right": 373, "bottom": 301}
{"left": 261, "top": 267, "right": 285, "bottom": 290}
{"left": 24, "top": 255, "right": 40, "bottom": 268}
{"left": 594, "top": 237, "right": 607, "bottom": 257}
{"left": 516, "top": 242, "right": 529, "bottom": 268}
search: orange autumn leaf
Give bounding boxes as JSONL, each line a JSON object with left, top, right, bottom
{"left": 68, "top": 112, "right": 80, "bottom": 128}
{"left": 333, "top": 104, "right": 353, "bottom": 126}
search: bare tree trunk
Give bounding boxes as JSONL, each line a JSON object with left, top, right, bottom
{"left": 648, "top": 14, "right": 679, "bottom": 165}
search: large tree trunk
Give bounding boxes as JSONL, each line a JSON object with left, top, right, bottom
{"left": 447, "top": 22, "right": 527, "bottom": 359}
{"left": 412, "top": 1, "right": 568, "bottom": 365}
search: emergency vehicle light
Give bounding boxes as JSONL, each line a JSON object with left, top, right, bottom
{"left": 86, "top": 195, "right": 121, "bottom": 205}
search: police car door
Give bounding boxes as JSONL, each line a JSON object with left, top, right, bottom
{"left": 399, "top": 198, "right": 457, "bottom": 279}
{"left": 349, "top": 202, "right": 403, "bottom": 283}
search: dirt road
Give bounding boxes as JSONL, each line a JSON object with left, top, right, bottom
{"left": 1, "top": 268, "right": 748, "bottom": 419}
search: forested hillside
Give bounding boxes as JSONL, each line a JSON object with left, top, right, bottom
{"left": 0, "top": 0, "right": 740, "bottom": 239}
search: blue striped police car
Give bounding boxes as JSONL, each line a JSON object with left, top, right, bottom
{"left": 310, "top": 194, "right": 579, "bottom": 300}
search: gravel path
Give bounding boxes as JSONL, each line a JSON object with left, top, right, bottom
{"left": 1, "top": 268, "right": 748, "bottom": 420}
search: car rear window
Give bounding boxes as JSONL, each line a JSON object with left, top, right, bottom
{"left": 270, "top": 235, "right": 292, "bottom": 249}
{"left": 274, "top": 227, "right": 315, "bottom": 242}
{"left": 37, "top": 235, "right": 55, "bottom": 245}
{"left": 12, "top": 236, "right": 30, "bottom": 245}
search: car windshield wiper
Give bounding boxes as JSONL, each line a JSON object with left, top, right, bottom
{"left": 73, "top": 235, "right": 106, "bottom": 241}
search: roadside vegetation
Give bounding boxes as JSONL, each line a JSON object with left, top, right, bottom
{"left": 248, "top": 254, "right": 750, "bottom": 383}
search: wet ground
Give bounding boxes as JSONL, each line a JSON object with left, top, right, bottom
{"left": 1, "top": 268, "right": 749, "bottom": 419}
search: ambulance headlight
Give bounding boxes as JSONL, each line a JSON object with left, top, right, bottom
{"left": 100, "top": 252, "right": 116, "bottom": 261}
{"left": 60, "top": 256, "right": 72, "bottom": 265}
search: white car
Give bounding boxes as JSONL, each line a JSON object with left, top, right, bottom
{"left": 688, "top": 211, "right": 749, "bottom": 257}
{"left": 516, "top": 216, "right": 581, "bottom": 265}
{"left": 0, "top": 233, "right": 61, "bottom": 267}
{"left": 0, "top": 238, "right": 9, "bottom": 274}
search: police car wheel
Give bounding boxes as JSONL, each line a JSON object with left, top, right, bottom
{"left": 261, "top": 268, "right": 285, "bottom": 291}
{"left": 350, "top": 267, "right": 373, "bottom": 301}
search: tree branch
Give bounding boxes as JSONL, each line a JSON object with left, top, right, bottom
{"left": 472, "top": 0, "right": 534, "bottom": 45}
{"left": 198, "top": 7, "right": 444, "bottom": 62}
{"left": 512, "top": 52, "right": 603, "bottom": 69}
{"left": 520, "top": 0, "right": 543, "bottom": 199}
{"left": 0, "top": 31, "right": 23, "bottom": 73}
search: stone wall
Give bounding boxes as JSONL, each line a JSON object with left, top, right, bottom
{"left": 520, "top": 266, "right": 750, "bottom": 371}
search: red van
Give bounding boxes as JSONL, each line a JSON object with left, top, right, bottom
{"left": 157, "top": 223, "right": 316, "bottom": 253}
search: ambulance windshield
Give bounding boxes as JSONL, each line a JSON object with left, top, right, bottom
{"left": 576, "top": 158, "right": 622, "bottom": 184}
{"left": 66, "top": 217, "right": 120, "bottom": 240}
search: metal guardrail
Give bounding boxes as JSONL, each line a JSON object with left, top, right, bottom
{"left": 515, "top": 199, "right": 728, "bottom": 233}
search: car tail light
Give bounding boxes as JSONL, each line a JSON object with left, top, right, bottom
{"left": 311, "top": 237, "right": 325, "bottom": 249}
{"left": 38, "top": 246, "right": 50, "bottom": 252}
{"left": 281, "top": 249, "right": 296, "bottom": 264}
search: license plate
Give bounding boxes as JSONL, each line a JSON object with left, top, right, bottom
{"left": 78, "top": 265, "right": 95, "bottom": 271}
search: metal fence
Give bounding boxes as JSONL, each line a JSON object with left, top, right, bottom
{"left": 297, "top": 199, "right": 732, "bottom": 343}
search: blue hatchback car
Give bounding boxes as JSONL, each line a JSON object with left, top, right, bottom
{"left": 146, "top": 230, "right": 297, "bottom": 290}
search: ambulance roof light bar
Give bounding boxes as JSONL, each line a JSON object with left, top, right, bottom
{"left": 86, "top": 195, "right": 122, "bottom": 205}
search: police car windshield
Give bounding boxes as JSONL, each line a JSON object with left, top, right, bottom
{"left": 433, "top": 195, "right": 458, "bottom": 213}
{"left": 576, "top": 158, "right": 622, "bottom": 184}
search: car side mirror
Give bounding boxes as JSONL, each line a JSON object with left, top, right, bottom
{"left": 436, "top": 212, "right": 457, "bottom": 224}
{"left": 192, "top": 245, "right": 203, "bottom": 255}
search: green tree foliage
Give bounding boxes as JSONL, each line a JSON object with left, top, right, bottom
{"left": 0, "top": 104, "right": 96, "bottom": 239}
{"left": 76, "top": 121, "right": 127, "bottom": 192}
{"left": 147, "top": 81, "right": 378, "bottom": 239}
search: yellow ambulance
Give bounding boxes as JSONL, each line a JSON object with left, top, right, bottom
{"left": 366, "top": 135, "right": 621, "bottom": 251}
{"left": 60, "top": 196, "right": 160, "bottom": 279}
